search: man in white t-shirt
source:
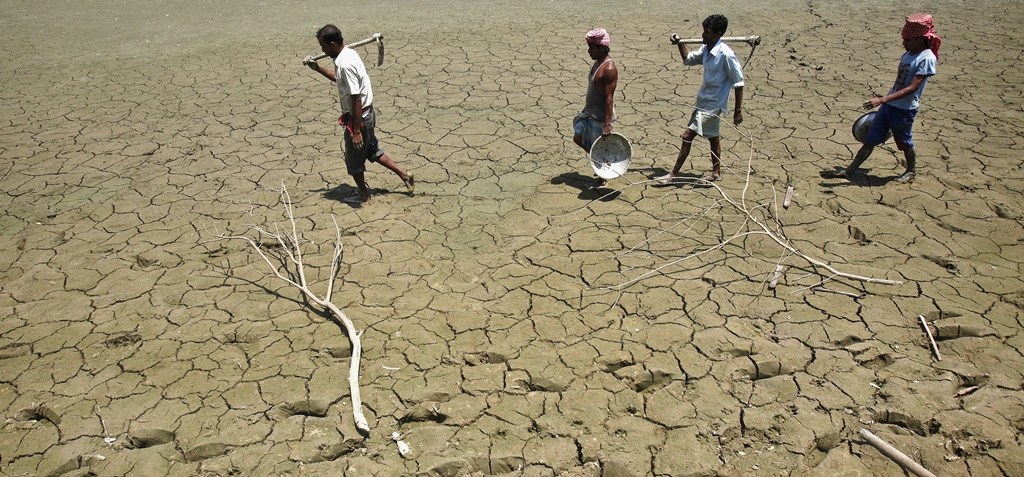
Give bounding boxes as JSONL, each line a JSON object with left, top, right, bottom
{"left": 307, "top": 24, "right": 414, "bottom": 205}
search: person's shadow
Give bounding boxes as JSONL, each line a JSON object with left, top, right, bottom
{"left": 819, "top": 167, "right": 900, "bottom": 187}
{"left": 552, "top": 172, "right": 620, "bottom": 201}
{"left": 316, "top": 184, "right": 398, "bottom": 207}
{"left": 641, "top": 167, "right": 712, "bottom": 188}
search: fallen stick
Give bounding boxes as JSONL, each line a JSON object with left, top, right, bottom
{"left": 596, "top": 98, "right": 902, "bottom": 293}
{"left": 212, "top": 184, "right": 370, "bottom": 435}
{"left": 607, "top": 149, "right": 903, "bottom": 291}
{"left": 783, "top": 186, "right": 794, "bottom": 209}
{"left": 859, "top": 429, "right": 937, "bottom": 477}
{"left": 811, "top": 286, "right": 864, "bottom": 299}
{"left": 955, "top": 385, "right": 980, "bottom": 397}
{"left": 768, "top": 264, "right": 784, "bottom": 290}
{"left": 918, "top": 315, "right": 942, "bottom": 361}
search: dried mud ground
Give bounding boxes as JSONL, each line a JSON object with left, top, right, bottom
{"left": 2, "top": 0, "right": 1023, "bottom": 476}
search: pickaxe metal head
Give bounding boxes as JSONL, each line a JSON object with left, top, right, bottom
{"left": 375, "top": 34, "right": 385, "bottom": 66}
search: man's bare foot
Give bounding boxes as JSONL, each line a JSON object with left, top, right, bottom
{"left": 822, "top": 168, "right": 851, "bottom": 179}
{"left": 403, "top": 174, "right": 415, "bottom": 194}
{"left": 895, "top": 171, "right": 916, "bottom": 184}
{"left": 655, "top": 173, "right": 676, "bottom": 185}
{"left": 342, "top": 194, "right": 371, "bottom": 206}
{"left": 708, "top": 170, "right": 722, "bottom": 182}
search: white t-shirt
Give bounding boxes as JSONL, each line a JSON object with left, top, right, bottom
{"left": 684, "top": 40, "right": 745, "bottom": 115}
{"left": 334, "top": 47, "right": 373, "bottom": 118}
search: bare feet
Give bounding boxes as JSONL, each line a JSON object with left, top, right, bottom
{"left": 587, "top": 177, "right": 607, "bottom": 190}
{"left": 655, "top": 173, "right": 676, "bottom": 185}
{"left": 708, "top": 170, "right": 722, "bottom": 182}
{"left": 403, "top": 173, "right": 415, "bottom": 194}
{"left": 342, "top": 194, "right": 370, "bottom": 206}
{"left": 895, "top": 171, "right": 916, "bottom": 184}
{"left": 822, "top": 168, "right": 851, "bottom": 179}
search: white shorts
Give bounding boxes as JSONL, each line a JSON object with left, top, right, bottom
{"left": 687, "top": 109, "right": 721, "bottom": 138}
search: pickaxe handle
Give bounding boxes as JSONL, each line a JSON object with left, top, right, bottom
{"left": 304, "top": 33, "right": 385, "bottom": 64}
{"left": 671, "top": 35, "right": 761, "bottom": 47}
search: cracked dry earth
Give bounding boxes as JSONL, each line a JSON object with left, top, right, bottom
{"left": 2, "top": 0, "right": 1023, "bottom": 476}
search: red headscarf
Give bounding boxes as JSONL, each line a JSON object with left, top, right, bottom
{"left": 902, "top": 13, "right": 941, "bottom": 59}
{"left": 586, "top": 28, "right": 610, "bottom": 47}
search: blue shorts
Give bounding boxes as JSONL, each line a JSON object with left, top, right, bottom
{"left": 573, "top": 113, "right": 603, "bottom": 153}
{"left": 864, "top": 103, "right": 918, "bottom": 150}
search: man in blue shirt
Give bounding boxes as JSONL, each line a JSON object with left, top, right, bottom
{"left": 658, "top": 14, "right": 745, "bottom": 183}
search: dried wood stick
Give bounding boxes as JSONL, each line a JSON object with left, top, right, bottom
{"left": 811, "top": 286, "right": 864, "bottom": 298}
{"left": 918, "top": 315, "right": 942, "bottom": 361}
{"left": 213, "top": 183, "right": 370, "bottom": 435}
{"left": 859, "top": 429, "right": 937, "bottom": 477}
{"left": 768, "top": 264, "right": 784, "bottom": 290}
{"left": 586, "top": 104, "right": 902, "bottom": 292}
{"left": 956, "top": 385, "right": 979, "bottom": 397}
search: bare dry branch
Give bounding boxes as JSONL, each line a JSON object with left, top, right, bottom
{"left": 571, "top": 104, "right": 902, "bottom": 292}
{"left": 210, "top": 182, "right": 370, "bottom": 435}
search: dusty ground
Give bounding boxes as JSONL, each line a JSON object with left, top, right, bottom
{"left": 1, "top": 0, "right": 1023, "bottom": 475}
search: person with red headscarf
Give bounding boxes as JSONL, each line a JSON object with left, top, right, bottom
{"left": 572, "top": 27, "right": 619, "bottom": 190}
{"left": 826, "top": 14, "right": 940, "bottom": 184}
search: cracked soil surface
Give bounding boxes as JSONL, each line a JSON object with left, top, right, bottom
{"left": 2, "top": 0, "right": 1023, "bottom": 475}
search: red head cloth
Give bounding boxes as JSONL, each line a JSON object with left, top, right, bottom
{"left": 902, "top": 13, "right": 941, "bottom": 59}
{"left": 586, "top": 28, "right": 610, "bottom": 47}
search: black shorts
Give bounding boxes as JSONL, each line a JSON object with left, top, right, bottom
{"left": 343, "top": 106, "right": 384, "bottom": 175}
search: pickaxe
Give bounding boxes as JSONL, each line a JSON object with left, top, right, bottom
{"left": 303, "top": 33, "right": 385, "bottom": 67}
{"left": 670, "top": 34, "right": 762, "bottom": 67}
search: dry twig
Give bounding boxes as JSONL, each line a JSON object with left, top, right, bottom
{"left": 918, "top": 315, "right": 942, "bottom": 361}
{"left": 210, "top": 182, "right": 370, "bottom": 435}
{"left": 859, "top": 429, "right": 937, "bottom": 477}
{"left": 575, "top": 104, "right": 902, "bottom": 292}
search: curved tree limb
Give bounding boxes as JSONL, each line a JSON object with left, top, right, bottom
{"left": 572, "top": 103, "right": 902, "bottom": 292}
{"left": 209, "top": 182, "right": 370, "bottom": 435}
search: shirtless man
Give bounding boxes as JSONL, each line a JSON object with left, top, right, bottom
{"left": 572, "top": 28, "right": 618, "bottom": 190}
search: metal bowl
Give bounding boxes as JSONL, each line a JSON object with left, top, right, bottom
{"left": 852, "top": 111, "right": 892, "bottom": 144}
{"left": 590, "top": 132, "right": 632, "bottom": 180}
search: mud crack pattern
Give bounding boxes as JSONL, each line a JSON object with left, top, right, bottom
{"left": 1, "top": 0, "right": 1023, "bottom": 476}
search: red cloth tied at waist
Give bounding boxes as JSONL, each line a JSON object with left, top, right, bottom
{"left": 337, "top": 113, "right": 356, "bottom": 136}
{"left": 902, "top": 13, "right": 941, "bottom": 59}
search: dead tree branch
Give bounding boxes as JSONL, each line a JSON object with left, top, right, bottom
{"left": 210, "top": 182, "right": 370, "bottom": 435}
{"left": 573, "top": 105, "right": 902, "bottom": 292}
